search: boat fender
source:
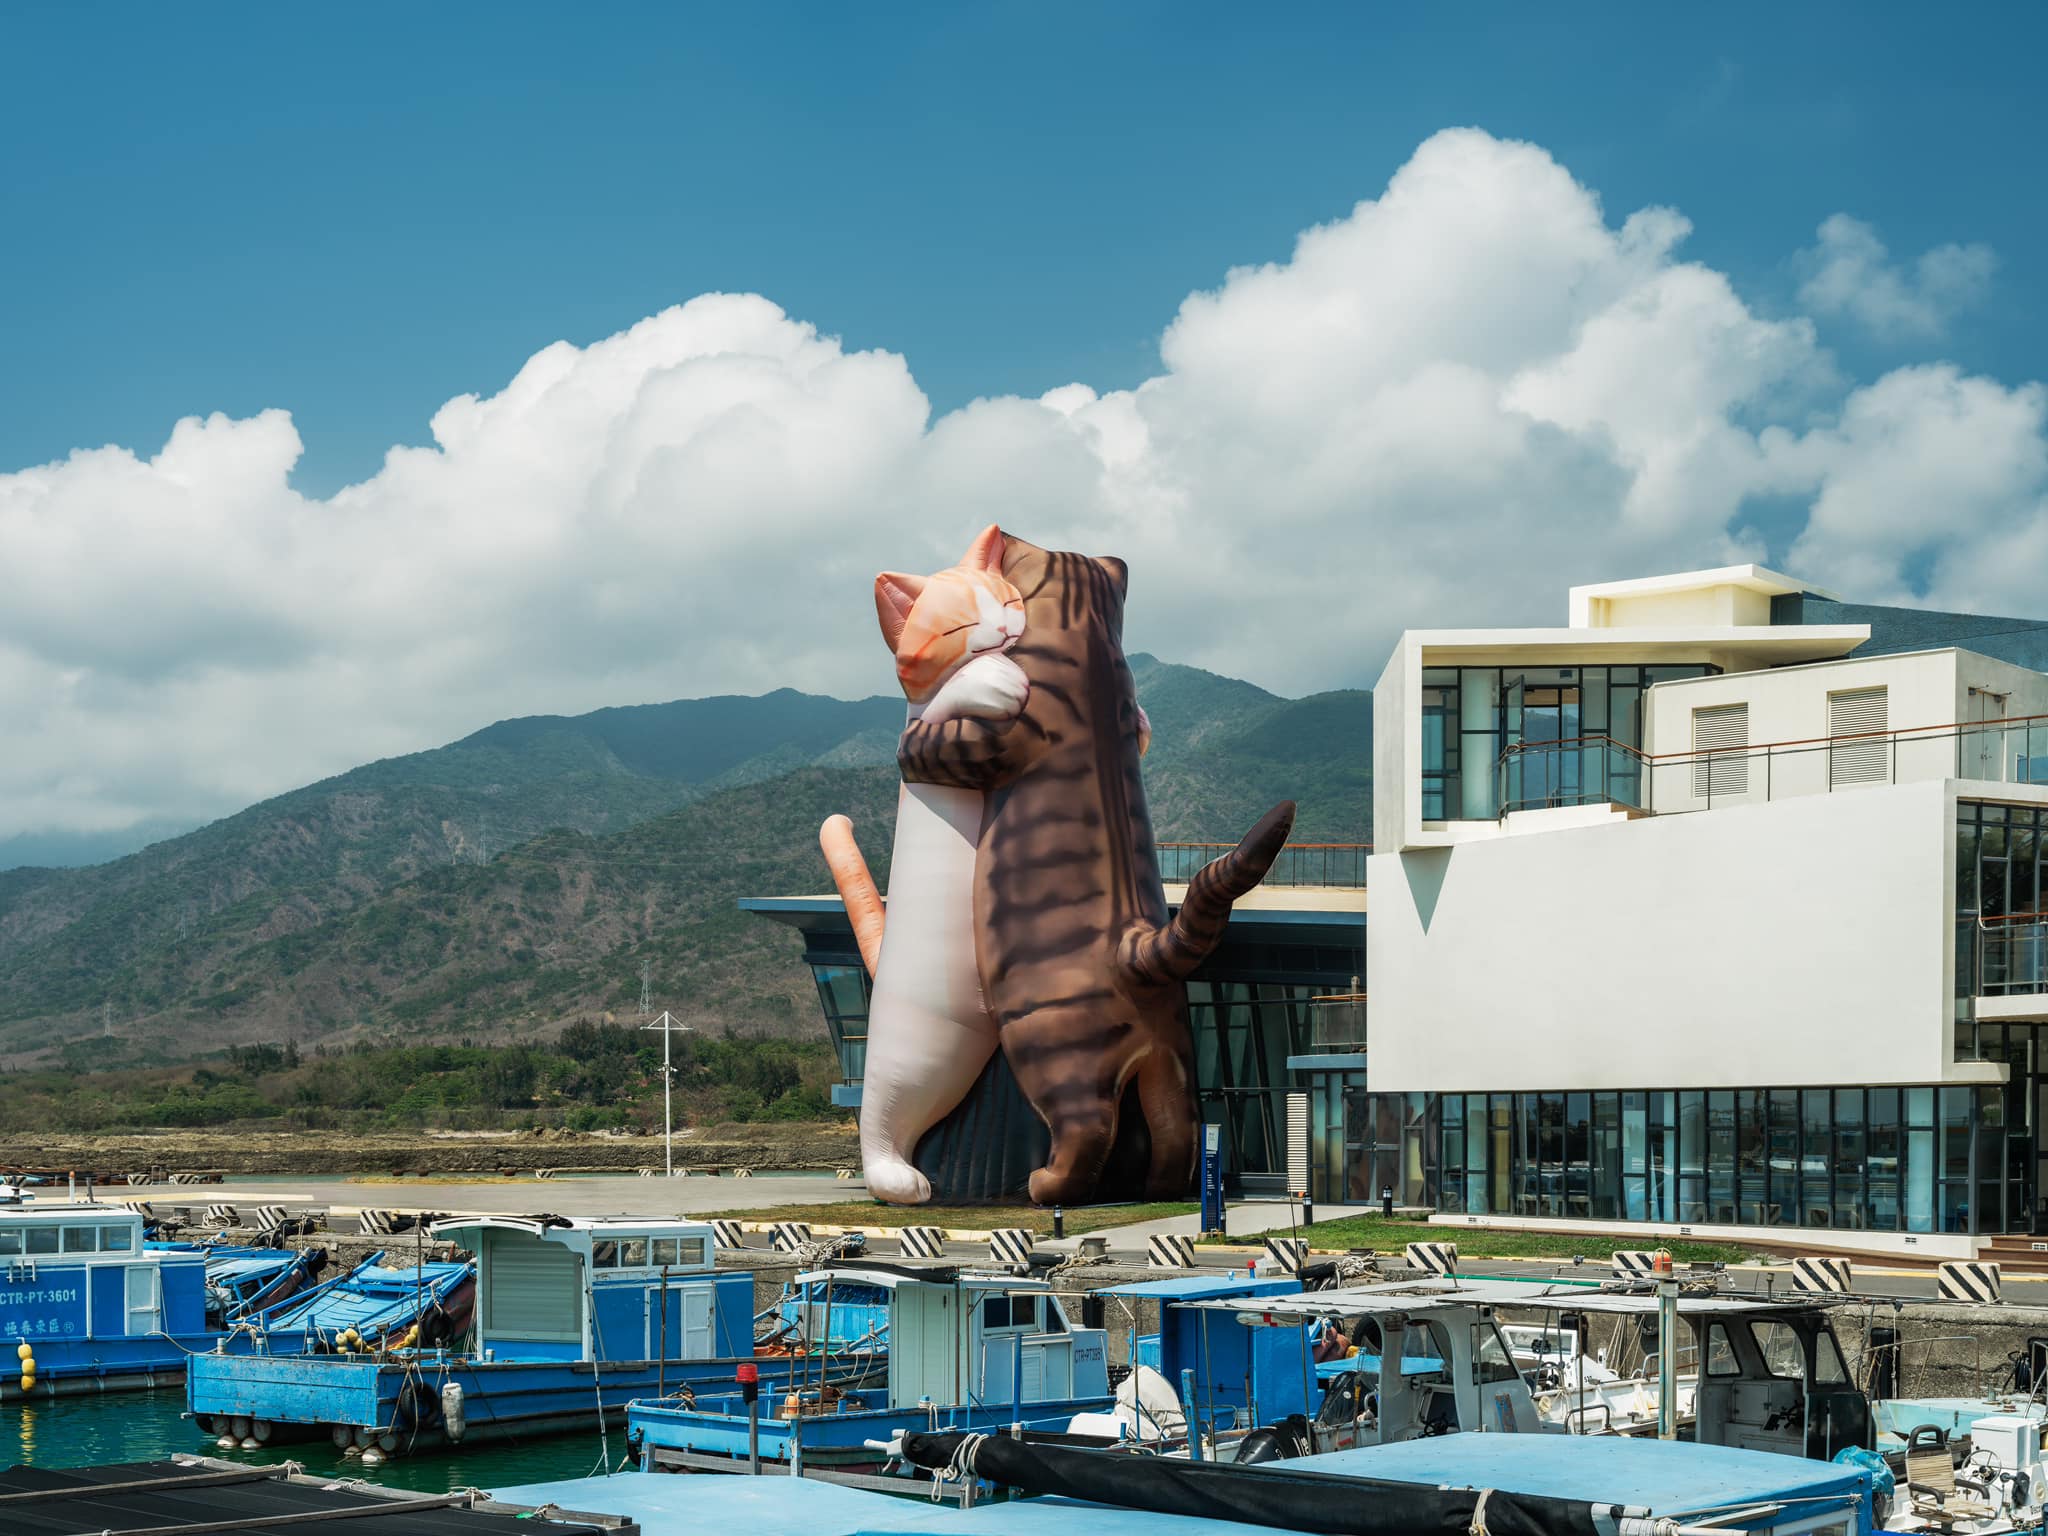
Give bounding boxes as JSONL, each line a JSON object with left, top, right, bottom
{"left": 441, "top": 1381, "right": 466, "bottom": 1443}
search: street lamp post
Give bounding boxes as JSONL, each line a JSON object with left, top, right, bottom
{"left": 641, "top": 1009, "right": 692, "bottom": 1176}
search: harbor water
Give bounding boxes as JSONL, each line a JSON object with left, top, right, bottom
{"left": 3, "top": 1392, "right": 625, "bottom": 1491}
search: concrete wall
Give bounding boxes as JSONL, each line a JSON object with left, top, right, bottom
{"left": 1372, "top": 636, "right": 1412, "bottom": 857}
{"left": 1645, "top": 651, "right": 1963, "bottom": 811}
{"left": 1367, "top": 778, "right": 1963, "bottom": 1092}
{"left": 1641, "top": 648, "right": 2048, "bottom": 813}
{"left": 1589, "top": 584, "right": 1775, "bottom": 630}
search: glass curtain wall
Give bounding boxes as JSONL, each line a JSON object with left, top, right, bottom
{"left": 1420, "top": 664, "right": 1715, "bottom": 821}
{"left": 1958, "top": 802, "right": 2048, "bottom": 1031}
{"left": 1189, "top": 980, "right": 1323, "bottom": 1186}
{"left": 811, "top": 964, "right": 871, "bottom": 1084}
{"left": 1430, "top": 1082, "right": 2006, "bottom": 1233}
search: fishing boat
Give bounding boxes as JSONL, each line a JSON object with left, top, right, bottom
{"left": 0, "top": 1198, "right": 270, "bottom": 1396}
{"left": 186, "top": 1215, "right": 860, "bottom": 1460}
{"left": 626, "top": 1260, "right": 1110, "bottom": 1477}
{"left": 192, "top": 1244, "right": 329, "bottom": 1326}
{"left": 1145, "top": 1274, "right": 1874, "bottom": 1467}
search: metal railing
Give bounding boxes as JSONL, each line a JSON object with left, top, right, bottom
{"left": 1155, "top": 841, "right": 1369, "bottom": 888}
{"left": 1304, "top": 990, "right": 1367, "bottom": 1049}
{"left": 1496, "top": 712, "right": 2048, "bottom": 819}
{"left": 1977, "top": 912, "right": 2048, "bottom": 998}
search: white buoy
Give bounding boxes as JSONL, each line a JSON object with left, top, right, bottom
{"left": 440, "top": 1382, "right": 466, "bottom": 1443}
{"left": 361, "top": 1447, "right": 385, "bottom": 1466}
{"left": 240, "top": 1437, "right": 259, "bottom": 1450}
{"left": 215, "top": 1436, "right": 236, "bottom": 1451}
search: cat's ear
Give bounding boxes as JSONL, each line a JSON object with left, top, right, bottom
{"left": 1095, "top": 556, "right": 1128, "bottom": 597}
{"left": 874, "top": 572, "right": 926, "bottom": 650}
{"left": 962, "top": 524, "right": 1005, "bottom": 573}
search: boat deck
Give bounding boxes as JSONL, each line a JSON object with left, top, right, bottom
{"left": 0, "top": 1460, "right": 606, "bottom": 1535}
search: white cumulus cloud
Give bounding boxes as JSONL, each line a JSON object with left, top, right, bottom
{"left": 1796, "top": 213, "right": 1997, "bottom": 341}
{"left": 3, "top": 128, "right": 2045, "bottom": 848}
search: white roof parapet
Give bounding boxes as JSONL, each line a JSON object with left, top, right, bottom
{"left": 1568, "top": 564, "right": 1841, "bottom": 629}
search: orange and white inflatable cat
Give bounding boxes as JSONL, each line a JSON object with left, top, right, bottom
{"left": 819, "top": 525, "right": 1027, "bottom": 1204}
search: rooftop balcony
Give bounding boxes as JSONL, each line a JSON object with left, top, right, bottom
{"left": 1979, "top": 916, "right": 2048, "bottom": 1000}
{"left": 1495, "top": 713, "right": 2048, "bottom": 819}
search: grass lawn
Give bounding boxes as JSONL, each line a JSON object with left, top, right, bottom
{"left": 1210, "top": 1213, "right": 1754, "bottom": 1266}
{"left": 701, "top": 1200, "right": 1198, "bottom": 1237}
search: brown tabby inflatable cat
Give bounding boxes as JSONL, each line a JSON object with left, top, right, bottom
{"left": 897, "top": 530, "right": 1295, "bottom": 1204}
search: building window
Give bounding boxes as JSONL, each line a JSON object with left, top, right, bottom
{"left": 812, "top": 964, "right": 871, "bottom": 1083}
{"left": 1828, "top": 686, "right": 1890, "bottom": 787}
{"left": 1691, "top": 703, "right": 1749, "bottom": 800}
{"left": 1377, "top": 1081, "right": 2006, "bottom": 1234}
{"left": 1421, "top": 663, "right": 1714, "bottom": 822}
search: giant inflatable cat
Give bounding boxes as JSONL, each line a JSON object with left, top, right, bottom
{"left": 825, "top": 527, "right": 1294, "bottom": 1205}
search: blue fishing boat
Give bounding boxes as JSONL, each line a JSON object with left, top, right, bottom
{"left": 186, "top": 1215, "right": 864, "bottom": 1459}
{"left": 627, "top": 1260, "right": 1111, "bottom": 1476}
{"left": 193, "top": 1244, "right": 329, "bottom": 1326}
{"left": 0, "top": 1198, "right": 254, "bottom": 1396}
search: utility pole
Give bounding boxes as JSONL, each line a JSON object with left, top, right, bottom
{"left": 641, "top": 1011, "right": 693, "bottom": 1177}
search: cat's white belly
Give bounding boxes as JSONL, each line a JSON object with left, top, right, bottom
{"left": 858, "top": 780, "right": 999, "bottom": 1204}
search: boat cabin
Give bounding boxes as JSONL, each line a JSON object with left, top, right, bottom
{"left": 0, "top": 1201, "right": 204, "bottom": 1350}
{"left": 627, "top": 1262, "right": 1112, "bottom": 1474}
{"left": 1483, "top": 1283, "right": 1873, "bottom": 1460}
{"left": 430, "top": 1215, "right": 751, "bottom": 1364}
{"left": 825, "top": 1263, "right": 1108, "bottom": 1412}
{"left": 1182, "top": 1279, "right": 1547, "bottom": 1449}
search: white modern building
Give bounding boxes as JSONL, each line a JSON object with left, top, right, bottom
{"left": 1365, "top": 565, "right": 2048, "bottom": 1256}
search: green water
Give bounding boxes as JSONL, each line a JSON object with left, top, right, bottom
{"left": 4, "top": 1390, "right": 629, "bottom": 1492}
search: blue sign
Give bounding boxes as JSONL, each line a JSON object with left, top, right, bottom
{"left": 0, "top": 1267, "right": 89, "bottom": 1342}
{"left": 1199, "top": 1123, "right": 1226, "bottom": 1236}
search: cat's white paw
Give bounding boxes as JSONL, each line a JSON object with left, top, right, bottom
{"left": 926, "top": 653, "right": 1029, "bottom": 722}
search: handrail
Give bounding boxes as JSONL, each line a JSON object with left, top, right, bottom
{"left": 1495, "top": 712, "right": 2048, "bottom": 820}
{"left": 1156, "top": 841, "right": 1374, "bottom": 852}
{"left": 1980, "top": 911, "right": 2048, "bottom": 930}
{"left": 1502, "top": 710, "right": 2048, "bottom": 764}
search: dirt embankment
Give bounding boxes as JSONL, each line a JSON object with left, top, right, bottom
{"left": 0, "top": 1121, "right": 860, "bottom": 1178}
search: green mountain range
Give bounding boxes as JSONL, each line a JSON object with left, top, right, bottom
{"left": 0, "top": 658, "right": 1369, "bottom": 1066}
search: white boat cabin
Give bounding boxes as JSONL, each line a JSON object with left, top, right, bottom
{"left": 0, "top": 1200, "right": 197, "bottom": 1341}
{"left": 795, "top": 1263, "right": 1110, "bottom": 1411}
{"left": 1185, "top": 1279, "right": 1546, "bottom": 1449}
{"left": 431, "top": 1214, "right": 747, "bottom": 1365}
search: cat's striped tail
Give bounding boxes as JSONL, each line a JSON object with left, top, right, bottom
{"left": 820, "top": 815, "right": 885, "bottom": 976}
{"left": 1120, "top": 801, "right": 1297, "bottom": 986}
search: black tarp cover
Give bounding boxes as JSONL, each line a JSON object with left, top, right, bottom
{"left": 901, "top": 1431, "right": 1615, "bottom": 1536}
{"left": 0, "top": 1461, "right": 608, "bottom": 1535}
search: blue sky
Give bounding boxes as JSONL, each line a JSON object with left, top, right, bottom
{"left": 4, "top": 3, "right": 2048, "bottom": 861}
{"left": 3, "top": 3, "right": 2041, "bottom": 494}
